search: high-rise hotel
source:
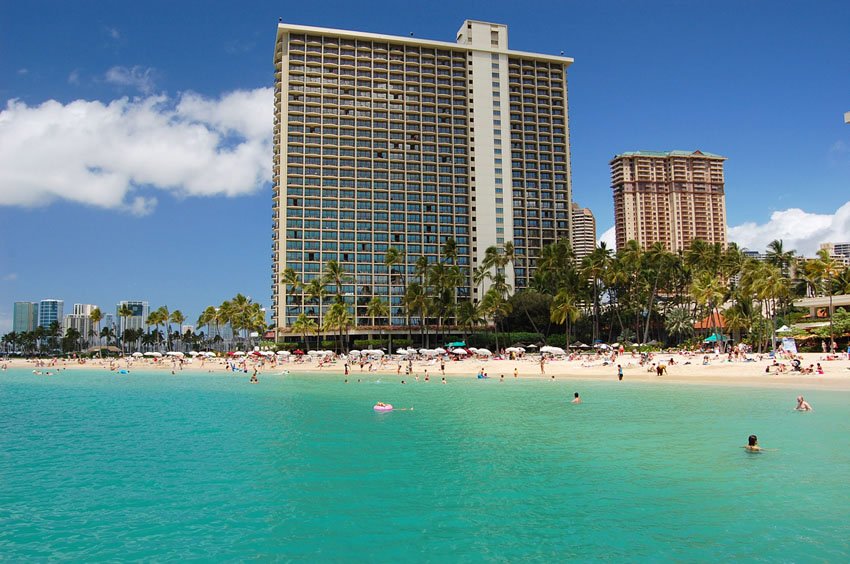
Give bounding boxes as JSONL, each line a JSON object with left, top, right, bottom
{"left": 271, "top": 20, "right": 574, "bottom": 334}
{"left": 611, "top": 150, "right": 727, "bottom": 252}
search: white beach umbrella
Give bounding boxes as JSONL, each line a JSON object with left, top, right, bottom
{"left": 152, "top": 352, "right": 163, "bottom": 357}
{"left": 349, "top": 349, "right": 361, "bottom": 356}
{"left": 468, "top": 347, "right": 479, "bottom": 353}
{"left": 232, "top": 351, "right": 245, "bottom": 356}
{"left": 476, "top": 348, "right": 492, "bottom": 356}
{"left": 434, "top": 347, "right": 447, "bottom": 354}
{"left": 452, "top": 348, "right": 469, "bottom": 355}
{"left": 276, "top": 350, "right": 291, "bottom": 356}
{"left": 504, "top": 347, "right": 519, "bottom": 353}
{"left": 131, "top": 352, "right": 143, "bottom": 357}
{"left": 188, "top": 351, "right": 200, "bottom": 356}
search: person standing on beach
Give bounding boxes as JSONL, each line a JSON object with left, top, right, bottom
{"left": 514, "top": 367, "right": 518, "bottom": 379}
{"left": 617, "top": 365, "right": 623, "bottom": 381}
{"left": 539, "top": 357, "right": 545, "bottom": 374}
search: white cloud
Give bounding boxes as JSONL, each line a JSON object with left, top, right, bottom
{"left": 598, "top": 226, "right": 616, "bottom": 250}
{"left": 106, "top": 27, "right": 120, "bottom": 40}
{"left": 17, "top": 68, "right": 28, "bottom": 75}
{"left": 728, "top": 201, "right": 850, "bottom": 256}
{"left": 0, "top": 88, "right": 273, "bottom": 213}
{"left": 1, "top": 273, "right": 18, "bottom": 281}
{"left": 104, "top": 66, "right": 156, "bottom": 94}
{"left": 68, "top": 70, "right": 80, "bottom": 85}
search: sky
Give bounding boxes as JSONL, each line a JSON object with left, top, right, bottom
{"left": 1, "top": 0, "right": 849, "bottom": 334}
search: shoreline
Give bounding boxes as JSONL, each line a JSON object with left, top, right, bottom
{"left": 4, "top": 351, "right": 850, "bottom": 391}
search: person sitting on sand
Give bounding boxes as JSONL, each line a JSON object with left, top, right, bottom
{"left": 744, "top": 434, "right": 762, "bottom": 452}
{"left": 795, "top": 396, "right": 813, "bottom": 411}
{"left": 571, "top": 392, "right": 581, "bottom": 404}
{"left": 816, "top": 363, "right": 824, "bottom": 375}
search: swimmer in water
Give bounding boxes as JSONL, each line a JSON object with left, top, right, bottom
{"left": 441, "top": 376, "right": 447, "bottom": 384}
{"left": 571, "top": 392, "right": 581, "bottom": 404}
{"left": 250, "top": 374, "right": 258, "bottom": 384}
{"left": 744, "top": 434, "right": 762, "bottom": 452}
{"left": 795, "top": 395, "right": 813, "bottom": 411}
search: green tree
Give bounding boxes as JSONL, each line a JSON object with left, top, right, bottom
{"left": 291, "top": 312, "right": 318, "bottom": 350}
{"left": 550, "top": 288, "right": 581, "bottom": 350}
{"left": 89, "top": 307, "right": 102, "bottom": 348}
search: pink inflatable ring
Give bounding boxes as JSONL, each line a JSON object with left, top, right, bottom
{"left": 373, "top": 403, "right": 393, "bottom": 412}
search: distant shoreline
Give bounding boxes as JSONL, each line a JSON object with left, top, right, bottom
{"left": 5, "top": 352, "right": 850, "bottom": 391}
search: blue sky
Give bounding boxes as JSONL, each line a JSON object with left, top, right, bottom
{"left": 1, "top": 0, "right": 849, "bottom": 333}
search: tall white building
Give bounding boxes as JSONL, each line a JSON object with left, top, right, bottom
{"left": 272, "top": 20, "right": 573, "bottom": 335}
{"left": 63, "top": 304, "right": 98, "bottom": 342}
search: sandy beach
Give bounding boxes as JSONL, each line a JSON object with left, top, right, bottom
{"left": 5, "top": 351, "right": 850, "bottom": 391}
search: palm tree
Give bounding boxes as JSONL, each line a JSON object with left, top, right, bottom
{"left": 365, "top": 296, "right": 389, "bottom": 344}
{"left": 291, "top": 312, "right": 318, "bottom": 350}
{"left": 89, "top": 307, "right": 102, "bottom": 349}
{"left": 690, "top": 270, "right": 727, "bottom": 345}
{"left": 325, "top": 299, "right": 353, "bottom": 353}
{"left": 281, "top": 267, "right": 303, "bottom": 337}
{"left": 480, "top": 287, "right": 512, "bottom": 353}
{"left": 384, "top": 246, "right": 405, "bottom": 351}
{"left": 455, "top": 300, "right": 484, "bottom": 344}
{"left": 766, "top": 239, "right": 796, "bottom": 278}
{"left": 550, "top": 288, "right": 581, "bottom": 350}
{"left": 170, "top": 310, "right": 186, "bottom": 351}
{"left": 305, "top": 277, "right": 329, "bottom": 345}
{"left": 813, "top": 248, "right": 841, "bottom": 349}
{"left": 403, "top": 282, "right": 429, "bottom": 347}
{"left": 665, "top": 307, "right": 693, "bottom": 345}
{"left": 324, "top": 260, "right": 351, "bottom": 298}
{"left": 196, "top": 306, "right": 217, "bottom": 348}
{"left": 582, "top": 244, "right": 611, "bottom": 344}
{"left": 118, "top": 305, "right": 134, "bottom": 354}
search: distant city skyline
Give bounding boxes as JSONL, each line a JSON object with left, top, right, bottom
{"left": 1, "top": 1, "right": 849, "bottom": 334}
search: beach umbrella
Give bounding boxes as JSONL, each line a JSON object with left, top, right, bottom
{"left": 131, "top": 352, "right": 143, "bottom": 357}
{"left": 152, "top": 352, "right": 163, "bottom": 357}
{"left": 421, "top": 349, "right": 438, "bottom": 356}
{"left": 468, "top": 347, "right": 479, "bottom": 354}
{"left": 526, "top": 344, "right": 538, "bottom": 349}
{"left": 452, "top": 348, "right": 469, "bottom": 355}
{"left": 776, "top": 325, "right": 792, "bottom": 334}
{"left": 476, "top": 348, "right": 492, "bottom": 356}
{"left": 188, "top": 351, "right": 200, "bottom": 356}
{"left": 276, "top": 350, "right": 290, "bottom": 356}
{"left": 166, "top": 351, "right": 184, "bottom": 357}
{"left": 434, "top": 347, "right": 447, "bottom": 354}
{"left": 349, "top": 349, "right": 361, "bottom": 356}
{"left": 371, "top": 350, "right": 385, "bottom": 357}
{"left": 233, "top": 351, "right": 245, "bottom": 356}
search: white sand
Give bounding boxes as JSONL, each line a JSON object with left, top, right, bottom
{"left": 5, "top": 351, "right": 850, "bottom": 391}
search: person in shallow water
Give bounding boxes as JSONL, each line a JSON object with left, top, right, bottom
{"left": 795, "top": 396, "right": 813, "bottom": 411}
{"left": 744, "top": 434, "right": 762, "bottom": 452}
{"left": 571, "top": 392, "right": 581, "bottom": 404}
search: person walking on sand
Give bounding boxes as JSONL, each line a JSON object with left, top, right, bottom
{"left": 617, "top": 364, "right": 623, "bottom": 381}
{"left": 514, "top": 367, "right": 518, "bottom": 379}
{"left": 539, "top": 356, "right": 545, "bottom": 375}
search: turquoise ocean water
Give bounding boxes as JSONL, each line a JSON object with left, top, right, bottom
{"left": 1, "top": 368, "right": 849, "bottom": 560}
